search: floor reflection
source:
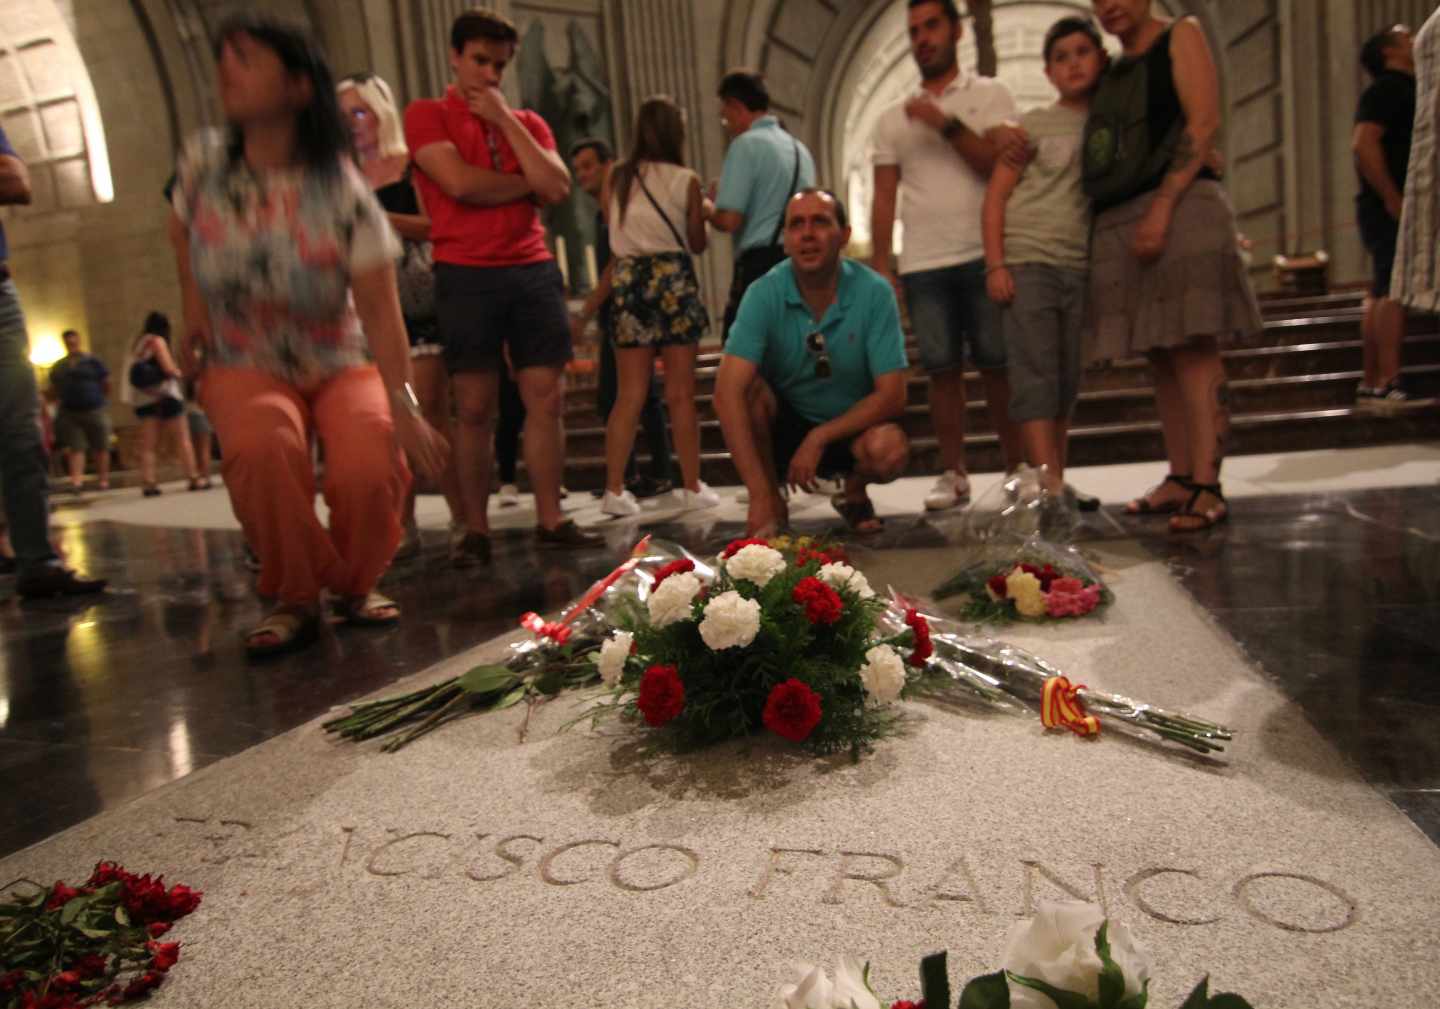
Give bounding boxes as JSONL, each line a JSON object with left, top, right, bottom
{"left": 1, "top": 484, "right": 1437, "bottom": 857}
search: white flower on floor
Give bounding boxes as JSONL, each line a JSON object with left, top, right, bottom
{"left": 859, "top": 644, "right": 906, "bottom": 704}
{"left": 648, "top": 572, "right": 701, "bottom": 628}
{"left": 597, "top": 630, "right": 632, "bottom": 686}
{"left": 1003, "top": 900, "right": 1151, "bottom": 1009}
{"left": 723, "top": 543, "right": 787, "bottom": 587}
{"left": 818, "top": 562, "right": 875, "bottom": 600}
{"left": 775, "top": 957, "right": 880, "bottom": 1009}
{"left": 698, "top": 590, "right": 761, "bottom": 650}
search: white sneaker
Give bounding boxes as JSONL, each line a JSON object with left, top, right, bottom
{"left": 496, "top": 483, "right": 520, "bottom": 508}
{"left": 811, "top": 476, "right": 845, "bottom": 497}
{"left": 601, "top": 488, "right": 640, "bottom": 516}
{"left": 676, "top": 481, "right": 720, "bottom": 510}
{"left": 923, "top": 469, "right": 972, "bottom": 511}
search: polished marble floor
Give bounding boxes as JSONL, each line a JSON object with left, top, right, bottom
{"left": 2, "top": 469, "right": 1437, "bottom": 858}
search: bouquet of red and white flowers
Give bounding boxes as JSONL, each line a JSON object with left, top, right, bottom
{"left": 586, "top": 537, "right": 932, "bottom": 755}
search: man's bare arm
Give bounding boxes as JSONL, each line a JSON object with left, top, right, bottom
{"left": 412, "top": 142, "right": 533, "bottom": 207}
{"left": 0, "top": 154, "right": 32, "bottom": 206}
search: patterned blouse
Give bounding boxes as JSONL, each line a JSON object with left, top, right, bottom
{"left": 170, "top": 130, "right": 400, "bottom": 386}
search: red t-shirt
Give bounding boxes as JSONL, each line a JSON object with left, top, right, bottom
{"left": 404, "top": 87, "right": 555, "bottom": 268}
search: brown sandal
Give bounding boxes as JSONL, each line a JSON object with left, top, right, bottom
{"left": 1169, "top": 482, "right": 1228, "bottom": 533}
{"left": 245, "top": 605, "right": 320, "bottom": 658}
{"left": 334, "top": 591, "right": 401, "bottom": 627}
{"left": 1125, "top": 473, "right": 1193, "bottom": 515}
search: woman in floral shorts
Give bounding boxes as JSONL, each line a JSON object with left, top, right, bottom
{"left": 599, "top": 96, "right": 715, "bottom": 517}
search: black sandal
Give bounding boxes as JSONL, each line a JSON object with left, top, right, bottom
{"left": 1125, "top": 473, "right": 1193, "bottom": 515}
{"left": 1169, "top": 482, "right": 1228, "bottom": 532}
{"left": 831, "top": 493, "right": 884, "bottom": 535}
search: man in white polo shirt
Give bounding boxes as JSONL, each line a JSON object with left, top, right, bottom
{"left": 871, "top": 0, "right": 1022, "bottom": 510}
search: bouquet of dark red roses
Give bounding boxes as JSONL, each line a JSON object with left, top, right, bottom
{"left": 0, "top": 862, "right": 201, "bottom": 1008}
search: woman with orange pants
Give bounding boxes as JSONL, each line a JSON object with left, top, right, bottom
{"left": 168, "top": 15, "right": 447, "bottom": 657}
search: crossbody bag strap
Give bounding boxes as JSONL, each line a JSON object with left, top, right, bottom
{"left": 636, "top": 168, "right": 691, "bottom": 258}
{"left": 766, "top": 136, "right": 802, "bottom": 249}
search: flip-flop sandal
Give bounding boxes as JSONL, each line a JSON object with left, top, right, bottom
{"left": 245, "top": 606, "right": 319, "bottom": 658}
{"left": 1125, "top": 473, "right": 1193, "bottom": 515}
{"left": 1168, "top": 482, "right": 1229, "bottom": 533}
{"left": 830, "top": 493, "right": 884, "bottom": 535}
{"left": 334, "top": 591, "right": 401, "bottom": 627}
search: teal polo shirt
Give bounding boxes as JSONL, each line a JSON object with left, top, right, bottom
{"left": 715, "top": 116, "right": 817, "bottom": 254}
{"left": 725, "top": 258, "right": 909, "bottom": 424}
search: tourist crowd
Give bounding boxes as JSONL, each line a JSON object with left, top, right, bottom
{"left": 0, "top": 0, "right": 1433, "bottom": 655}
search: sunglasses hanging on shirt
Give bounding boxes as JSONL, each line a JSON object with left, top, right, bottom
{"left": 806, "top": 331, "right": 831, "bottom": 379}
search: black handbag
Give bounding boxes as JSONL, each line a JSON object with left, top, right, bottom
{"left": 129, "top": 357, "right": 165, "bottom": 390}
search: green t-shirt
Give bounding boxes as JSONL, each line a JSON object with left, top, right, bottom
{"left": 1004, "top": 104, "right": 1091, "bottom": 271}
{"left": 724, "top": 259, "right": 909, "bottom": 424}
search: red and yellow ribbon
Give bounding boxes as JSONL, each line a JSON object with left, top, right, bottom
{"left": 1041, "top": 676, "right": 1100, "bottom": 737}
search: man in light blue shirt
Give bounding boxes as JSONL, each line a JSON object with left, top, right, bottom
{"left": 708, "top": 69, "right": 817, "bottom": 341}
{"left": 716, "top": 189, "right": 910, "bottom": 537}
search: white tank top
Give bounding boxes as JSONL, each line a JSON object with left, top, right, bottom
{"left": 608, "top": 162, "right": 696, "bottom": 257}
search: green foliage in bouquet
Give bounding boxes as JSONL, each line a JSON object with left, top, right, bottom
{"left": 587, "top": 541, "right": 920, "bottom": 757}
{"left": 934, "top": 558, "right": 1113, "bottom": 625}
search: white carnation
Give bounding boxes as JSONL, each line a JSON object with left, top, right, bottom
{"left": 698, "top": 590, "right": 762, "bottom": 651}
{"left": 818, "top": 562, "right": 875, "bottom": 600}
{"left": 597, "top": 631, "right": 632, "bottom": 686}
{"left": 859, "top": 644, "right": 905, "bottom": 705}
{"left": 648, "top": 572, "right": 700, "bottom": 627}
{"left": 723, "top": 544, "right": 787, "bottom": 587}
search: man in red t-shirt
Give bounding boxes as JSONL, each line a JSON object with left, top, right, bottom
{"left": 405, "top": 8, "right": 601, "bottom": 562}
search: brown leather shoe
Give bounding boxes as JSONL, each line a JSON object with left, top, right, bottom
{"left": 16, "top": 567, "right": 107, "bottom": 599}
{"left": 535, "top": 519, "right": 604, "bottom": 549}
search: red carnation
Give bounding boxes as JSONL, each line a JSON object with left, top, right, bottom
{"left": 904, "top": 608, "right": 933, "bottom": 666}
{"left": 721, "top": 537, "right": 769, "bottom": 559}
{"left": 792, "top": 577, "right": 843, "bottom": 625}
{"left": 650, "top": 558, "right": 696, "bottom": 593}
{"left": 795, "top": 547, "right": 832, "bottom": 568}
{"left": 763, "top": 679, "right": 823, "bottom": 742}
{"left": 44, "top": 882, "right": 81, "bottom": 911}
{"left": 637, "top": 664, "right": 685, "bottom": 726}
{"left": 986, "top": 574, "right": 1008, "bottom": 598}
{"left": 146, "top": 941, "right": 181, "bottom": 972}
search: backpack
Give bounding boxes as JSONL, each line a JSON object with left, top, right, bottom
{"left": 1081, "top": 40, "right": 1183, "bottom": 205}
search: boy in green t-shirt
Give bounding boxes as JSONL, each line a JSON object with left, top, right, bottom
{"left": 982, "top": 16, "right": 1106, "bottom": 501}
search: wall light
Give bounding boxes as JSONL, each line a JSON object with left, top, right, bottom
{"left": 29, "top": 331, "right": 66, "bottom": 367}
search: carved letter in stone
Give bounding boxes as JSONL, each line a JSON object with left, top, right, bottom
{"left": 749, "top": 847, "right": 826, "bottom": 899}
{"left": 468, "top": 834, "right": 544, "bottom": 883}
{"left": 1123, "top": 868, "right": 1222, "bottom": 926}
{"left": 1020, "top": 861, "right": 1108, "bottom": 916}
{"left": 1232, "top": 872, "right": 1359, "bottom": 934}
{"left": 365, "top": 832, "right": 453, "bottom": 879}
{"left": 928, "top": 855, "right": 992, "bottom": 914}
{"left": 608, "top": 844, "right": 701, "bottom": 893}
{"left": 539, "top": 839, "right": 621, "bottom": 886}
{"left": 824, "top": 851, "right": 906, "bottom": 908}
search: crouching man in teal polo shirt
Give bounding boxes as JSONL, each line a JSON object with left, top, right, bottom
{"left": 715, "top": 188, "right": 910, "bottom": 536}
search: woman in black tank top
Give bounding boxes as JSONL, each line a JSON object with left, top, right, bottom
{"left": 1088, "top": 0, "right": 1261, "bottom": 532}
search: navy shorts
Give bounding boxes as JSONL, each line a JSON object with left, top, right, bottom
{"left": 136, "top": 397, "right": 184, "bottom": 421}
{"left": 434, "top": 260, "right": 572, "bottom": 374}
{"left": 771, "top": 397, "right": 855, "bottom": 480}
{"left": 1357, "top": 205, "right": 1399, "bottom": 299}
{"left": 902, "top": 260, "right": 1006, "bottom": 373}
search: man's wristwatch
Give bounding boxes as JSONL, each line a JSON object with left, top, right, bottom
{"left": 941, "top": 116, "right": 966, "bottom": 140}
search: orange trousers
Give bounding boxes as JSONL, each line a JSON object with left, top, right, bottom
{"left": 202, "top": 365, "right": 410, "bottom": 605}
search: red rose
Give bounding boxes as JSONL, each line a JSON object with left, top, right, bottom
{"left": 44, "top": 883, "right": 81, "bottom": 911}
{"left": 721, "top": 537, "right": 769, "bottom": 559}
{"left": 650, "top": 558, "right": 696, "bottom": 594}
{"left": 762, "top": 679, "right": 823, "bottom": 742}
{"left": 49, "top": 971, "right": 82, "bottom": 992}
{"left": 0, "top": 970, "right": 23, "bottom": 993}
{"left": 792, "top": 577, "right": 843, "bottom": 625}
{"left": 904, "top": 608, "right": 933, "bottom": 666}
{"left": 891, "top": 1001, "right": 926, "bottom": 1009}
{"left": 73, "top": 954, "right": 108, "bottom": 979}
{"left": 146, "top": 922, "right": 172, "bottom": 938}
{"left": 1037, "top": 564, "right": 1059, "bottom": 591}
{"left": 87, "top": 862, "right": 130, "bottom": 888}
{"left": 637, "top": 664, "right": 685, "bottom": 726}
{"left": 986, "top": 574, "right": 1008, "bottom": 598}
{"left": 121, "top": 971, "right": 164, "bottom": 1000}
{"left": 146, "top": 941, "right": 181, "bottom": 972}
{"left": 164, "top": 883, "right": 202, "bottom": 918}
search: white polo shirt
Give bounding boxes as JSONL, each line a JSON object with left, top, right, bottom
{"left": 871, "top": 72, "right": 1018, "bottom": 274}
